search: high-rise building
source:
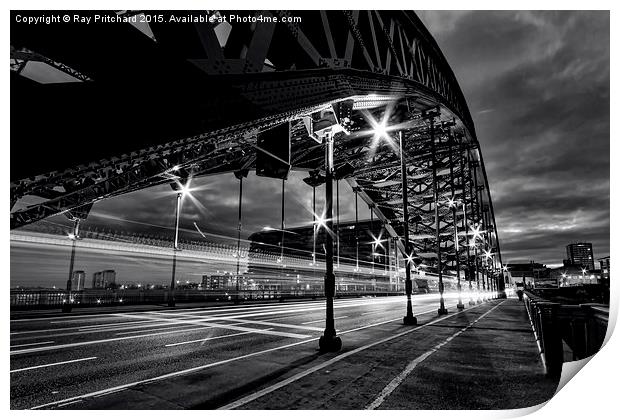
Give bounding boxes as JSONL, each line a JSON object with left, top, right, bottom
{"left": 566, "top": 243, "right": 595, "bottom": 270}
{"left": 72, "top": 270, "right": 86, "bottom": 291}
{"left": 92, "top": 270, "right": 117, "bottom": 289}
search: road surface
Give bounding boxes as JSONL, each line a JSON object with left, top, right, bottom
{"left": 10, "top": 293, "right": 466, "bottom": 409}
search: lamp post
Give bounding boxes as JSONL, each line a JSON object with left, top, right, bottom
{"left": 169, "top": 177, "right": 191, "bottom": 308}
{"left": 234, "top": 169, "right": 248, "bottom": 302}
{"left": 319, "top": 133, "right": 342, "bottom": 352}
{"left": 62, "top": 218, "right": 80, "bottom": 313}
{"left": 169, "top": 190, "right": 182, "bottom": 307}
{"left": 400, "top": 131, "right": 417, "bottom": 325}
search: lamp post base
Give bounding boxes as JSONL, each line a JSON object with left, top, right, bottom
{"left": 319, "top": 335, "right": 342, "bottom": 352}
{"left": 438, "top": 307, "right": 448, "bottom": 315}
{"left": 456, "top": 303, "right": 465, "bottom": 310}
{"left": 403, "top": 315, "right": 418, "bottom": 325}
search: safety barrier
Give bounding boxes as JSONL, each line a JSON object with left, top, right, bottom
{"left": 523, "top": 291, "right": 608, "bottom": 377}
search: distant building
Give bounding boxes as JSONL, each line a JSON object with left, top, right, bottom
{"left": 72, "top": 270, "right": 85, "bottom": 291}
{"left": 550, "top": 264, "right": 599, "bottom": 287}
{"left": 566, "top": 243, "right": 595, "bottom": 270}
{"left": 505, "top": 261, "right": 547, "bottom": 288}
{"left": 598, "top": 256, "right": 610, "bottom": 285}
{"left": 201, "top": 274, "right": 232, "bottom": 290}
{"left": 598, "top": 256, "right": 610, "bottom": 275}
{"left": 92, "top": 270, "right": 117, "bottom": 289}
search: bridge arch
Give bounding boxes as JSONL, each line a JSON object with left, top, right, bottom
{"left": 10, "top": 10, "right": 503, "bottom": 297}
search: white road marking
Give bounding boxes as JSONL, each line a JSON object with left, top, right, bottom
{"left": 218, "top": 302, "right": 487, "bottom": 410}
{"left": 114, "top": 313, "right": 314, "bottom": 339}
{"left": 301, "top": 316, "right": 349, "bottom": 325}
{"left": 30, "top": 338, "right": 317, "bottom": 409}
{"left": 339, "top": 307, "right": 438, "bottom": 335}
{"left": 26, "top": 298, "right": 462, "bottom": 409}
{"left": 10, "top": 341, "right": 54, "bottom": 348}
{"left": 11, "top": 357, "right": 97, "bottom": 373}
{"left": 10, "top": 326, "right": 219, "bottom": 355}
{"left": 206, "top": 317, "right": 323, "bottom": 332}
{"left": 165, "top": 329, "right": 273, "bottom": 347}
{"left": 365, "top": 302, "right": 505, "bottom": 409}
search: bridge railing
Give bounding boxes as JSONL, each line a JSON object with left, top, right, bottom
{"left": 523, "top": 291, "right": 608, "bottom": 377}
{"left": 10, "top": 288, "right": 405, "bottom": 311}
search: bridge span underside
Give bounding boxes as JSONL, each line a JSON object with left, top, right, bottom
{"left": 10, "top": 10, "right": 503, "bottom": 293}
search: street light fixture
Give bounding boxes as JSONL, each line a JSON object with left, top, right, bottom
{"left": 168, "top": 174, "right": 192, "bottom": 307}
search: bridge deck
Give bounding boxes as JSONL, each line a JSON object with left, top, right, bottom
{"left": 66, "top": 298, "right": 558, "bottom": 410}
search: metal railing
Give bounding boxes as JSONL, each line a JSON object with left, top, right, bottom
{"left": 523, "top": 291, "right": 608, "bottom": 377}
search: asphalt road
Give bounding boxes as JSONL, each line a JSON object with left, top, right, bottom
{"left": 10, "top": 293, "right": 465, "bottom": 409}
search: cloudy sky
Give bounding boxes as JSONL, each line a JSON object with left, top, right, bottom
{"left": 417, "top": 11, "right": 609, "bottom": 264}
{"left": 14, "top": 11, "right": 610, "bottom": 286}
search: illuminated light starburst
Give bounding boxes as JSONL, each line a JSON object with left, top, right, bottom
{"left": 370, "top": 233, "right": 386, "bottom": 249}
{"left": 314, "top": 211, "right": 328, "bottom": 230}
{"left": 483, "top": 249, "right": 493, "bottom": 260}
{"left": 470, "top": 224, "right": 485, "bottom": 241}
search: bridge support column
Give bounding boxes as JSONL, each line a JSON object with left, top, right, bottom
{"left": 400, "top": 132, "right": 417, "bottom": 325}
{"left": 319, "top": 133, "right": 342, "bottom": 352}
{"left": 449, "top": 132, "right": 464, "bottom": 311}
{"left": 460, "top": 147, "right": 475, "bottom": 307}
{"left": 427, "top": 113, "right": 447, "bottom": 316}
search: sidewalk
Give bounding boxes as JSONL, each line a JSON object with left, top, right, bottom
{"left": 67, "top": 299, "right": 560, "bottom": 410}
{"left": 235, "top": 299, "right": 559, "bottom": 410}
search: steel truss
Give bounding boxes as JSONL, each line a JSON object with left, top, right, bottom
{"left": 10, "top": 10, "right": 502, "bottom": 286}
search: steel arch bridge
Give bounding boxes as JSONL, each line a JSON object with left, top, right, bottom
{"left": 10, "top": 10, "right": 503, "bottom": 289}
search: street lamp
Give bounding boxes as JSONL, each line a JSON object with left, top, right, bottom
{"left": 318, "top": 132, "right": 342, "bottom": 352}
{"left": 234, "top": 169, "right": 249, "bottom": 302}
{"left": 62, "top": 218, "right": 81, "bottom": 313}
{"left": 169, "top": 175, "right": 192, "bottom": 307}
